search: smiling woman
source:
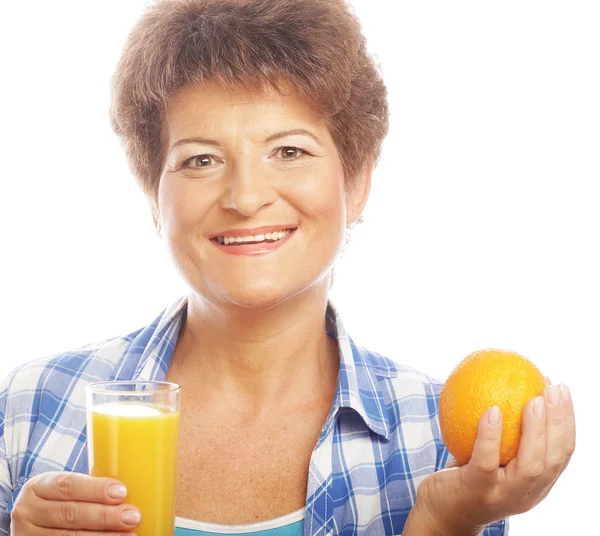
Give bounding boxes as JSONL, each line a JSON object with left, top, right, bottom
{"left": 0, "top": 1, "right": 578, "bottom": 535}
{"left": 155, "top": 81, "right": 359, "bottom": 308}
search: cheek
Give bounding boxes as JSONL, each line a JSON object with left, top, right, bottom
{"left": 314, "top": 176, "right": 347, "bottom": 237}
{"left": 287, "top": 163, "right": 346, "bottom": 222}
{"left": 159, "top": 179, "right": 213, "bottom": 234}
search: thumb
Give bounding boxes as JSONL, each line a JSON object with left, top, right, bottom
{"left": 463, "top": 406, "right": 502, "bottom": 489}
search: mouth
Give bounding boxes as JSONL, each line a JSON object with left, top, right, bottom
{"left": 210, "top": 227, "right": 297, "bottom": 246}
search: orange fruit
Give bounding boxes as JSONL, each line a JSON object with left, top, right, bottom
{"left": 439, "top": 349, "right": 546, "bottom": 466}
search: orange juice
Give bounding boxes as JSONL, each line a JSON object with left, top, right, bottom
{"left": 88, "top": 402, "right": 180, "bottom": 536}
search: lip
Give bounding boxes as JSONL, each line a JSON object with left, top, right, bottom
{"left": 208, "top": 225, "right": 298, "bottom": 239}
{"left": 210, "top": 228, "right": 297, "bottom": 256}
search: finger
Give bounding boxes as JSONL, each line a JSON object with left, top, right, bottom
{"left": 463, "top": 406, "right": 502, "bottom": 489}
{"left": 37, "top": 531, "right": 137, "bottom": 536}
{"left": 559, "top": 384, "right": 576, "bottom": 461}
{"left": 544, "top": 376, "right": 552, "bottom": 386}
{"left": 31, "top": 472, "right": 128, "bottom": 504}
{"left": 507, "top": 396, "right": 546, "bottom": 491}
{"left": 541, "top": 383, "right": 576, "bottom": 490}
{"left": 16, "top": 527, "right": 135, "bottom": 536}
{"left": 543, "top": 384, "right": 568, "bottom": 478}
{"left": 525, "top": 384, "right": 573, "bottom": 503}
{"left": 32, "top": 497, "right": 141, "bottom": 532}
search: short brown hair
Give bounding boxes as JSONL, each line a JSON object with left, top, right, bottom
{"left": 110, "top": 0, "right": 389, "bottom": 199}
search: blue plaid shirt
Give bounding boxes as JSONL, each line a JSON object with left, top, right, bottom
{"left": 0, "top": 297, "right": 507, "bottom": 535}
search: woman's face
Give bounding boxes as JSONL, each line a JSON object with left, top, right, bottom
{"left": 155, "top": 81, "right": 370, "bottom": 309}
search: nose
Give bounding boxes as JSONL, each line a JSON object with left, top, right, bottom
{"left": 220, "top": 158, "right": 276, "bottom": 216}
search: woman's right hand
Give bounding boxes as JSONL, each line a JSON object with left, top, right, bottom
{"left": 10, "top": 472, "right": 142, "bottom": 535}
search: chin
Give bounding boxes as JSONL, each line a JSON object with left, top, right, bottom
{"left": 220, "top": 272, "right": 333, "bottom": 311}
{"left": 184, "top": 261, "right": 331, "bottom": 311}
{"left": 221, "top": 283, "right": 296, "bottom": 310}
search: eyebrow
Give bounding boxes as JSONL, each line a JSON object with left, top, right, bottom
{"left": 169, "top": 128, "right": 322, "bottom": 153}
{"left": 263, "top": 129, "right": 322, "bottom": 146}
{"left": 169, "top": 136, "right": 220, "bottom": 152}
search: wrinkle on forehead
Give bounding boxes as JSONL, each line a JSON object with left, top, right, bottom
{"left": 162, "top": 81, "right": 331, "bottom": 150}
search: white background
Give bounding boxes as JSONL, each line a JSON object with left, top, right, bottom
{"left": 1, "top": 1, "right": 598, "bottom": 533}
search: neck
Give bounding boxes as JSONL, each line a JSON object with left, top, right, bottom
{"left": 168, "top": 281, "right": 339, "bottom": 416}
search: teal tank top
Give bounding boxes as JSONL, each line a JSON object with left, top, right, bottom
{"left": 174, "top": 508, "right": 304, "bottom": 536}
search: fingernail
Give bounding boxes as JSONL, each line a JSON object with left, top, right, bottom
{"left": 488, "top": 405, "right": 501, "bottom": 426}
{"left": 121, "top": 510, "right": 141, "bottom": 525}
{"left": 107, "top": 484, "right": 127, "bottom": 499}
{"left": 560, "top": 383, "right": 571, "bottom": 402}
{"left": 533, "top": 396, "right": 545, "bottom": 419}
{"left": 548, "top": 385, "right": 560, "bottom": 406}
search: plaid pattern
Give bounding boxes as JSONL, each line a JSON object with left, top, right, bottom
{"left": 0, "top": 297, "right": 507, "bottom": 535}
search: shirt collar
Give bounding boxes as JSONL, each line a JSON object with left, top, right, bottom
{"left": 127, "top": 296, "right": 187, "bottom": 382}
{"left": 128, "top": 296, "right": 389, "bottom": 440}
{"left": 326, "top": 302, "right": 390, "bottom": 440}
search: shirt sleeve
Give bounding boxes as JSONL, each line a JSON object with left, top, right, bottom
{"left": 0, "top": 375, "right": 13, "bottom": 535}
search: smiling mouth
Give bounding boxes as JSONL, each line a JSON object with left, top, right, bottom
{"left": 211, "top": 228, "right": 296, "bottom": 246}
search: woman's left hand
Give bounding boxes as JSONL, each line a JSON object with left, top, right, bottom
{"left": 406, "top": 383, "right": 576, "bottom": 535}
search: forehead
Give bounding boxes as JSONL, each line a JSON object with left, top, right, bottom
{"left": 163, "top": 80, "right": 329, "bottom": 139}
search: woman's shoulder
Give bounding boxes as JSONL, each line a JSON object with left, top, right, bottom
{"left": 0, "top": 327, "right": 143, "bottom": 417}
{"left": 0, "top": 327, "right": 147, "bottom": 482}
{"left": 1, "top": 297, "right": 188, "bottom": 400}
{"left": 347, "top": 342, "right": 450, "bottom": 469}
{"left": 351, "top": 341, "right": 444, "bottom": 396}
{"left": 346, "top": 340, "right": 446, "bottom": 440}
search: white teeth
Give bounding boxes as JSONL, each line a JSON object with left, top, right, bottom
{"left": 216, "top": 229, "right": 293, "bottom": 245}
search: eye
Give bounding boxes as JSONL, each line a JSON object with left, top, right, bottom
{"left": 182, "top": 154, "right": 218, "bottom": 169}
{"left": 278, "top": 146, "right": 306, "bottom": 160}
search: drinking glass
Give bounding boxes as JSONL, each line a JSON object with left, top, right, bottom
{"left": 86, "top": 381, "right": 180, "bottom": 536}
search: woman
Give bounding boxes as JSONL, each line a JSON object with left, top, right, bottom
{"left": 0, "top": 0, "right": 575, "bottom": 534}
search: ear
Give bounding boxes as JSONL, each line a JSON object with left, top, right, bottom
{"left": 345, "top": 165, "right": 372, "bottom": 226}
{"left": 148, "top": 196, "right": 162, "bottom": 238}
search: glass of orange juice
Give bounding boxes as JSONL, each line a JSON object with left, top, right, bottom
{"left": 85, "top": 381, "right": 180, "bottom": 536}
